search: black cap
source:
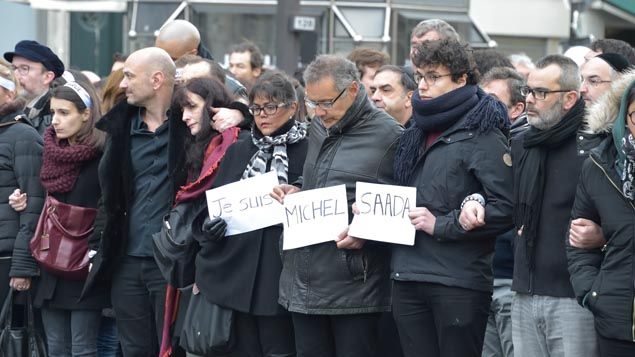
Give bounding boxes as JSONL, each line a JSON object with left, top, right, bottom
{"left": 4, "top": 40, "right": 65, "bottom": 78}
{"left": 596, "top": 53, "right": 631, "bottom": 73}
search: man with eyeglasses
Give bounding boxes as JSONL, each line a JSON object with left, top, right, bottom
{"left": 461, "top": 55, "right": 599, "bottom": 357}
{"left": 3, "top": 40, "right": 64, "bottom": 135}
{"left": 271, "top": 54, "right": 403, "bottom": 357}
{"left": 580, "top": 53, "right": 630, "bottom": 107}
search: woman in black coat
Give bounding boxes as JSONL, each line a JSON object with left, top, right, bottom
{"left": 193, "top": 71, "right": 308, "bottom": 356}
{"left": 16, "top": 78, "right": 108, "bottom": 356}
{"left": 567, "top": 72, "right": 635, "bottom": 356}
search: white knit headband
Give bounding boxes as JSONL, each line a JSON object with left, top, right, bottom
{"left": 0, "top": 76, "right": 16, "bottom": 92}
{"left": 64, "top": 81, "right": 92, "bottom": 108}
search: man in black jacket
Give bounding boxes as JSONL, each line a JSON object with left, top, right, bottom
{"left": 85, "top": 47, "right": 182, "bottom": 357}
{"left": 462, "top": 55, "right": 599, "bottom": 357}
{"left": 272, "top": 55, "right": 403, "bottom": 357}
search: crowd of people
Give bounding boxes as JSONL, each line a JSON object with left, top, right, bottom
{"left": 0, "top": 16, "right": 634, "bottom": 357}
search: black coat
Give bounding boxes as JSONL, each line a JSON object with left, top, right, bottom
{"left": 0, "top": 108, "right": 45, "bottom": 278}
{"left": 195, "top": 129, "right": 308, "bottom": 316}
{"left": 567, "top": 138, "right": 635, "bottom": 342}
{"left": 35, "top": 158, "right": 109, "bottom": 310}
{"left": 391, "top": 107, "right": 514, "bottom": 292}
{"left": 278, "top": 90, "right": 403, "bottom": 314}
{"left": 511, "top": 124, "right": 587, "bottom": 297}
{"left": 82, "top": 100, "right": 189, "bottom": 295}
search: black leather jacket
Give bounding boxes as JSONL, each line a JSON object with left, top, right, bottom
{"left": 278, "top": 90, "right": 403, "bottom": 314}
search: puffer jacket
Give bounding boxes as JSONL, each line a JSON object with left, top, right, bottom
{"left": 0, "top": 100, "right": 45, "bottom": 277}
{"left": 567, "top": 70, "right": 635, "bottom": 342}
{"left": 278, "top": 88, "right": 403, "bottom": 314}
{"left": 391, "top": 97, "right": 514, "bottom": 292}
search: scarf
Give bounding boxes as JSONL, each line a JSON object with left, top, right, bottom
{"left": 514, "top": 98, "right": 585, "bottom": 267}
{"left": 175, "top": 127, "right": 240, "bottom": 204}
{"left": 40, "top": 126, "right": 100, "bottom": 193}
{"left": 394, "top": 85, "right": 509, "bottom": 184}
{"left": 620, "top": 133, "right": 635, "bottom": 201}
{"left": 241, "top": 120, "right": 307, "bottom": 184}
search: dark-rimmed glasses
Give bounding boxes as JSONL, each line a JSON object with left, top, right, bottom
{"left": 520, "top": 86, "right": 575, "bottom": 100}
{"left": 413, "top": 72, "right": 453, "bottom": 86}
{"left": 581, "top": 76, "right": 611, "bottom": 88}
{"left": 248, "top": 102, "right": 290, "bottom": 116}
{"left": 11, "top": 64, "right": 31, "bottom": 76}
{"left": 304, "top": 86, "right": 348, "bottom": 110}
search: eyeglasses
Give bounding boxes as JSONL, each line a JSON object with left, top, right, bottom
{"left": 520, "top": 86, "right": 575, "bottom": 100}
{"left": 628, "top": 110, "right": 635, "bottom": 125}
{"left": 11, "top": 64, "right": 30, "bottom": 76}
{"left": 581, "top": 76, "right": 611, "bottom": 88}
{"left": 413, "top": 72, "right": 453, "bottom": 86}
{"left": 304, "top": 86, "right": 348, "bottom": 110}
{"left": 248, "top": 102, "right": 290, "bottom": 116}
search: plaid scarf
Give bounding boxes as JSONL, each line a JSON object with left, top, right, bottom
{"left": 621, "top": 132, "right": 635, "bottom": 201}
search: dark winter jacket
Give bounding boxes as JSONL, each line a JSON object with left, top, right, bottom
{"left": 195, "top": 128, "right": 308, "bottom": 316}
{"left": 567, "top": 70, "right": 635, "bottom": 342}
{"left": 0, "top": 102, "right": 45, "bottom": 278}
{"left": 278, "top": 88, "right": 403, "bottom": 314}
{"left": 82, "top": 100, "right": 189, "bottom": 295}
{"left": 25, "top": 91, "right": 52, "bottom": 135}
{"left": 511, "top": 109, "right": 587, "bottom": 297}
{"left": 391, "top": 100, "right": 514, "bottom": 292}
{"left": 35, "top": 158, "right": 109, "bottom": 310}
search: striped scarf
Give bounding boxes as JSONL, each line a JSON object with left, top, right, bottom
{"left": 241, "top": 120, "right": 307, "bottom": 184}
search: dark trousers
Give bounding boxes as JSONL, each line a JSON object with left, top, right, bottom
{"left": 233, "top": 311, "right": 296, "bottom": 357}
{"left": 392, "top": 281, "right": 491, "bottom": 357}
{"left": 291, "top": 312, "right": 380, "bottom": 357}
{"left": 598, "top": 334, "right": 635, "bottom": 357}
{"left": 111, "top": 257, "right": 166, "bottom": 357}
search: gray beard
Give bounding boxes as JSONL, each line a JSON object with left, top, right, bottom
{"left": 527, "top": 99, "right": 565, "bottom": 131}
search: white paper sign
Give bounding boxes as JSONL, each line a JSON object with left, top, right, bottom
{"left": 282, "top": 184, "right": 349, "bottom": 250}
{"left": 206, "top": 171, "right": 284, "bottom": 236}
{"left": 348, "top": 182, "right": 416, "bottom": 245}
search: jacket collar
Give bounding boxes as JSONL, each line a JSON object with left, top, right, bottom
{"left": 583, "top": 68, "right": 635, "bottom": 135}
{"left": 96, "top": 100, "right": 142, "bottom": 134}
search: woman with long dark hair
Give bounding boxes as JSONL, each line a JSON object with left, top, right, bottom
{"left": 191, "top": 71, "right": 308, "bottom": 356}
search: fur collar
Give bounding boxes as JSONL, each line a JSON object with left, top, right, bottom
{"left": 583, "top": 68, "right": 635, "bottom": 135}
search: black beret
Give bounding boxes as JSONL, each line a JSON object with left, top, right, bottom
{"left": 596, "top": 53, "right": 631, "bottom": 74}
{"left": 4, "top": 40, "right": 65, "bottom": 78}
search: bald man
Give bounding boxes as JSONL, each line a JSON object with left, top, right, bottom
{"left": 84, "top": 47, "right": 187, "bottom": 356}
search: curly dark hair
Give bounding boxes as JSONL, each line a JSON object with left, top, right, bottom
{"left": 411, "top": 39, "right": 479, "bottom": 85}
{"left": 172, "top": 77, "right": 233, "bottom": 178}
{"left": 590, "top": 39, "right": 635, "bottom": 65}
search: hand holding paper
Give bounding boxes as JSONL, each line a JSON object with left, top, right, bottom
{"left": 335, "top": 226, "right": 365, "bottom": 250}
{"left": 409, "top": 207, "right": 436, "bottom": 236}
{"left": 271, "top": 184, "right": 300, "bottom": 204}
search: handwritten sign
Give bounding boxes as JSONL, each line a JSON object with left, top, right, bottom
{"left": 282, "top": 185, "right": 349, "bottom": 250}
{"left": 206, "top": 171, "right": 284, "bottom": 236}
{"left": 348, "top": 182, "right": 415, "bottom": 245}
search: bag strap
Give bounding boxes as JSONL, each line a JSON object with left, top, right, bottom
{"left": 0, "top": 288, "right": 15, "bottom": 329}
{"left": 25, "top": 292, "right": 35, "bottom": 330}
{"left": 44, "top": 195, "right": 95, "bottom": 238}
{"left": 0, "top": 114, "right": 26, "bottom": 129}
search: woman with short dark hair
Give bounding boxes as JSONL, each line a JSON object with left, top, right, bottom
{"left": 391, "top": 39, "right": 514, "bottom": 357}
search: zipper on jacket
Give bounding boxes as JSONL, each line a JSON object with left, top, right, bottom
{"left": 590, "top": 155, "right": 635, "bottom": 340}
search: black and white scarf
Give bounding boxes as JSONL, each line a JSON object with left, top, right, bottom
{"left": 621, "top": 133, "right": 635, "bottom": 201}
{"left": 241, "top": 120, "right": 307, "bottom": 184}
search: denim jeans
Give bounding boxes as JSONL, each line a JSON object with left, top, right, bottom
{"left": 511, "top": 293, "right": 599, "bottom": 357}
{"left": 111, "top": 256, "right": 167, "bottom": 357}
{"left": 41, "top": 307, "right": 102, "bottom": 357}
{"left": 482, "top": 279, "right": 514, "bottom": 357}
{"left": 97, "top": 315, "right": 122, "bottom": 357}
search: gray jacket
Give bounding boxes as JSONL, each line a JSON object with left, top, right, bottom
{"left": 278, "top": 89, "right": 403, "bottom": 314}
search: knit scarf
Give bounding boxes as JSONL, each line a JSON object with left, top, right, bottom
{"left": 40, "top": 126, "right": 100, "bottom": 193}
{"left": 394, "top": 85, "right": 509, "bottom": 184}
{"left": 514, "top": 98, "right": 585, "bottom": 267}
{"left": 241, "top": 120, "right": 307, "bottom": 184}
{"left": 620, "top": 133, "right": 635, "bottom": 201}
{"left": 174, "top": 127, "right": 240, "bottom": 204}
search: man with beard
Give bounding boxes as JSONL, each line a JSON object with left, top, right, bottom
{"left": 462, "top": 55, "right": 599, "bottom": 356}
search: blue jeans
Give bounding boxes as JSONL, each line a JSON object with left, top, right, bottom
{"left": 41, "top": 307, "right": 102, "bottom": 357}
{"left": 511, "top": 293, "right": 599, "bottom": 357}
{"left": 482, "top": 279, "right": 513, "bottom": 357}
{"left": 97, "top": 315, "right": 122, "bottom": 357}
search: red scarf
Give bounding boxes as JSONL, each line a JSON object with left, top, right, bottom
{"left": 40, "top": 127, "right": 100, "bottom": 193}
{"left": 174, "top": 127, "right": 240, "bottom": 204}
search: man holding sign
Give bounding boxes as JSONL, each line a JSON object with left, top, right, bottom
{"left": 272, "top": 55, "right": 403, "bottom": 357}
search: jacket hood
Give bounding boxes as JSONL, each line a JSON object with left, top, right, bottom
{"left": 583, "top": 68, "right": 635, "bottom": 135}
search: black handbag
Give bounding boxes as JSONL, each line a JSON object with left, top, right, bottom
{"left": 152, "top": 200, "right": 202, "bottom": 287}
{"left": 179, "top": 288, "right": 235, "bottom": 356}
{"left": 0, "top": 290, "right": 47, "bottom": 357}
